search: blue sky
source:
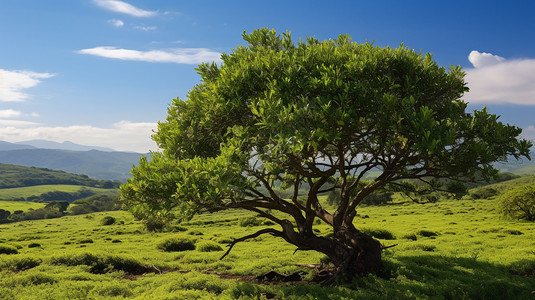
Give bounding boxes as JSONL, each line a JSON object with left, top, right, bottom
{"left": 1, "top": 0, "right": 534, "bottom": 152}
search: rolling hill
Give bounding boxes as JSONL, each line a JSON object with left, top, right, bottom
{"left": 0, "top": 149, "right": 145, "bottom": 181}
{"left": 0, "top": 163, "right": 119, "bottom": 189}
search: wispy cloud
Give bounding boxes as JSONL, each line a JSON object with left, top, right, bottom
{"left": 0, "top": 69, "right": 54, "bottom": 102}
{"left": 93, "top": 0, "right": 156, "bottom": 17}
{"left": 134, "top": 25, "right": 157, "bottom": 31}
{"left": 464, "top": 51, "right": 535, "bottom": 105}
{"left": 0, "top": 121, "right": 158, "bottom": 153}
{"left": 0, "top": 119, "right": 39, "bottom": 127}
{"left": 0, "top": 109, "right": 22, "bottom": 118}
{"left": 108, "top": 19, "right": 124, "bottom": 27}
{"left": 78, "top": 46, "right": 221, "bottom": 64}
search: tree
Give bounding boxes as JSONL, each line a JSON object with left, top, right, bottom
{"left": 499, "top": 185, "right": 535, "bottom": 221}
{"left": 120, "top": 28, "right": 531, "bottom": 281}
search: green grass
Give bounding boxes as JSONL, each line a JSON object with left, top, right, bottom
{"left": 0, "top": 191, "right": 534, "bottom": 299}
{"left": 0, "top": 201, "right": 45, "bottom": 212}
{"left": 0, "top": 185, "right": 117, "bottom": 201}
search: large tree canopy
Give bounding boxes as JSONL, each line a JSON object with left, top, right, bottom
{"left": 120, "top": 28, "right": 531, "bottom": 280}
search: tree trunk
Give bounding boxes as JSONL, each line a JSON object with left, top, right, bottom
{"left": 315, "top": 226, "right": 383, "bottom": 282}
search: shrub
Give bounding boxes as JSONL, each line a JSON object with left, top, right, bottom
{"left": 28, "top": 243, "right": 41, "bottom": 248}
{"left": 417, "top": 230, "right": 438, "bottom": 237}
{"left": 0, "top": 244, "right": 18, "bottom": 254}
{"left": 197, "top": 241, "right": 223, "bottom": 252}
{"left": 157, "top": 238, "right": 196, "bottom": 252}
{"left": 187, "top": 230, "right": 204, "bottom": 236}
{"left": 6, "top": 257, "right": 41, "bottom": 271}
{"left": 402, "top": 233, "right": 418, "bottom": 241}
{"left": 50, "top": 252, "right": 149, "bottom": 274}
{"left": 499, "top": 185, "right": 535, "bottom": 221}
{"left": 361, "top": 228, "right": 395, "bottom": 240}
{"left": 79, "top": 239, "right": 94, "bottom": 244}
{"left": 144, "top": 218, "right": 166, "bottom": 232}
{"left": 100, "top": 216, "right": 116, "bottom": 226}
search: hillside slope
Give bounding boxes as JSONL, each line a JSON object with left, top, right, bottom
{"left": 0, "top": 163, "right": 119, "bottom": 189}
{"left": 0, "top": 149, "right": 145, "bottom": 181}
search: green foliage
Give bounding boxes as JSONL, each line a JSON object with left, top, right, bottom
{"left": 196, "top": 241, "right": 223, "bottom": 252}
{"left": 27, "top": 243, "right": 41, "bottom": 248}
{"left": 0, "top": 244, "right": 18, "bottom": 254}
{"left": 499, "top": 185, "right": 535, "bottom": 221}
{"left": 157, "top": 238, "right": 196, "bottom": 252}
{"left": 100, "top": 216, "right": 116, "bottom": 226}
{"left": 50, "top": 252, "right": 149, "bottom": 274}
{"left": 360, "top": 228, "right": 396, "bottom": 240}
{"left": 417, "top": 230, "right": 439, "bottom": 237}
{"left": 121, "top": 29, "right": 530, "bottom": 258}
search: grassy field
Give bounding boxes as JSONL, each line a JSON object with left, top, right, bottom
{"left": 0, "top": 185, "right": 116, "bottom": 201}
{"left": 0, "top": 201, "right": 45, "bottom": 212}
{"left": 0, "top": 190, "right": 534, "bottom": 299}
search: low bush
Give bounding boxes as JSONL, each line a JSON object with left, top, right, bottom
{"left": 499, "top": 185, "right": 535, "bottom": 221}
{"left": 28, "top": 243, "right": 41, "bottom": 248}
{"left": 0, "top": 244, "right": 18, "bottom": 254}
{"left": 157, "top": 238, "right": 196, "bottom": 252}
{"left": 417, "top": 230, "right": 439, "bottom": 237}
{"left": 361, "top": 228, "right": 395, "bottom": 240}
{"left": 100, "top": 216, "right": 116, "bottom": 226}
{"left": 79, "top": 239, "right": 94, "bottom": 244}
{"left": 50, "top": 252, "right": 149, "bottom": 274}
{"left": 197, "top": 241, "right": 223, "bottom": 252}
{"left": 402, "top": 233, "right": 418, "bottom": 241}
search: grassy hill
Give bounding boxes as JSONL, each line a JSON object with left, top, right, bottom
{"left": 0, "top": 163, "right": 118, "bottom": 189}
{"left": 0, "top": 149, "right": 145, "bottom": 181}
{"left": 0, "top": 180, "right": 533, "bottom": 299}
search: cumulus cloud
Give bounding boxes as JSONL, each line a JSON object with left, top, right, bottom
{"left": 0, "top": 69, "right": 54, "bottom": 102}
{"left": 78, "top": 46, "right": 222, "bottom": 64}
{"left": 0, "top": 121, "right": 158, "bottom": 153}
{"left": 468, "top": 51, "right": 505, "bottom": 68}
{"left": 108, "top": 19, "right": 124, "bottom": 27}
{"left": 464, "top": 51, "right": 535, "bottom": 105}
{"left": 93, "top": 0, "right": 156, "bottom": 17}
{"left": 0, "top": 109, "right": 22, "bottom": 118}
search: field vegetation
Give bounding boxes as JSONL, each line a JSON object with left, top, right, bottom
{"left": 1, "top": 176, "right": 534, "bottom": 299}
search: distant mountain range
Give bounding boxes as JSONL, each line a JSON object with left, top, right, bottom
{"left": 0, "top": 140, "right": 146, "bottom": 181}
{"left": 0, "top": 140, "right": 116, "bottom": 152}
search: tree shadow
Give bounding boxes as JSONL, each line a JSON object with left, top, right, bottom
{"left": 274, "top": 255, "right": 535, "bottom": 299}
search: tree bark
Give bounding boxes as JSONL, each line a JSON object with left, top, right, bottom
{"left": 309, "top": 225, "right": 383, "bottom": 282}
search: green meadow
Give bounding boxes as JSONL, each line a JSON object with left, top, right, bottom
{"left": 0, "top": 185, "right": 116, "bottom": 201}
{"left": 1, "top": 178, "right": 534, "bottom": 299}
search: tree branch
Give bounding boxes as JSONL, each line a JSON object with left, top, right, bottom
{"left": 220, "top": 228, "right": 283, "bottom": 260}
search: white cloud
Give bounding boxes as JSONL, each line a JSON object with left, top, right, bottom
{"left": 0, "top": 109, "right": 22, "bottom": 118}
{"left": 468, "top": 51, "right": 505, "bottom": 68}
{"left": 108, "top": 19, "right": 124, "bottom": 27}
{"left": 78, "top": 46, "right": 222, "bottom": 64}
{"left": 0, "top": 121, "right": 158, "bottom": 153}
{"left": 134, "top": 25, "right": 157, "bottom": 31}
{"left": 0, "top": 120, "right": 39, "bottom": 127}
{"left": 0, "top": 69, "right": 54, "bottom": 102}
{"left": 93, "top": 0, "right": 156, "bottom": 17}
{"left": 464, "top": 51, "right": 535, "bottom": 105}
